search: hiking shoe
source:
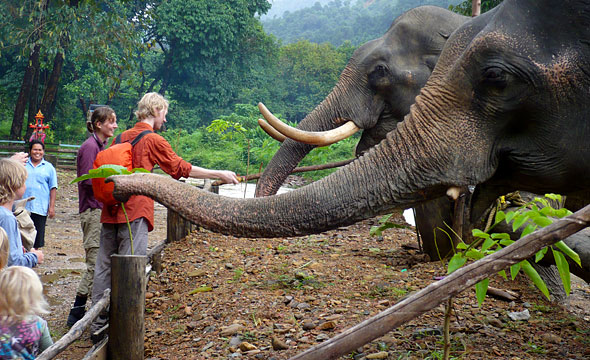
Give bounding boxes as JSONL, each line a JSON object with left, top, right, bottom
{"left": 66, "top": 306, "right": 86, "bottom": 327}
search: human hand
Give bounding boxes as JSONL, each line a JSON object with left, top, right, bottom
{"left": 48, "top": 207, "right": 55, "bottom": 219}
{"left": 218, "top": 170, "right": 240, "bottom": 184}
{"left": 31, "top": 248, "right": 44, "bottom": 264}
{"left": 10, "top": 152, "right": 28, "bottom": 166}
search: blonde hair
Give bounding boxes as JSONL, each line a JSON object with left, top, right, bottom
{"left": 0, "top": 227, "right": 8, "bottom": 270}
{"left": 134, "top": 92, "right": 169, "bottom": 121}
{"left": 87, "top": 106, "right": 116, "bottom": 134}
{"left": 0, "top": 266, "right": 49, "bottom": 324}
{"left": 0, "top": 158, "right": 28, "bottom": 205}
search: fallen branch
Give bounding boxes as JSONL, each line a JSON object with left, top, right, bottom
{"left": 212, "top": 159, "right": 354, "bottom": 186}
{"left": 290, "top": 204, "right": 590, "bottom": 360}
{"left": 486, "top": 286, "right": 519, "bottom": 302}
{"left": 37, "top": 288, "right": 111, "bottom": 360}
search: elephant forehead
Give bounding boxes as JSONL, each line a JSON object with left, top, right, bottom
{"left": 534, "top": 49, "right": 587, "bottom": 89}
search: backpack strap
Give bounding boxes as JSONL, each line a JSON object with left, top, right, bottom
{"left": 130, "top": 130, "right": 153, "bottom": 146}
{"left": 113, "top": 130, "right": 152, "bottom": 146}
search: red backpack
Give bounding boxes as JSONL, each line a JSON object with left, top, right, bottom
{"left": 92, "top": 130, "right": 152, "bottom": 206}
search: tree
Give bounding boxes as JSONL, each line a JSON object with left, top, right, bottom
{"left": 449, "top": 0, "right": 503, "bottom": 16}
{"left": 1, "top": 0, "right": 143, "bottom": 140}
{"left": 147, "top": 0, "right": 273, "bottom": 125}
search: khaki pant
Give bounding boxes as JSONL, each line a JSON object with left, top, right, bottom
{"left": 77, "top": 208, "right": 101, "bottom": 297}
{"left": 90, "top": 218, "right": 149, "bottom": 334}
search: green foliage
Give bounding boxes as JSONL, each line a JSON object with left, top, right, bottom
{"left": 369, "top": 212, "right": 408, "bottom": 236}
{"left": 162, "top": 103, "right": 356, "bottom": 180}
{"left": 70, "top": 164, "right": 150, "bottom": 184}
{"left": 448, "top": 194, "right": 578, "bottom": 306}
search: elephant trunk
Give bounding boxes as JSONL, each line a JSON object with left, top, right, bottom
{"left": 111, "top": 118, "right": 456, "bottom": 238}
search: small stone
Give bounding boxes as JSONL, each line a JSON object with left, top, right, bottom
{"left": 229, "top": 336, "right": 242, "bottom": 347}
{"left": 324, "top": 314, "right": 342, "bottom": 321}
{"left": 202, "top": 341, "right": 215, "bottom": 351}
{"left": 225, "top": 263, "right": 234, "bottom": 269}
{"left": 145, "top": 292, "right": 154, "bottom": 299}
{"left": 221, "top": 323, "right": 245, "bottom": 336}
{"left": 317, "top": 321, "right": 336, "bottom": 331}
{"left": 540, "top": 333, "right": 562, "bottom": 344}
{"left": 297, "top": 302, "right": 311, "bottom": 310}
{"left": 302, "top": 319, "right": 316, "bottom": 330}
{"left": 239, "top": 341, "right": 257, "bottom": 352}
{"left": 271, "top": 336, "right": 289, "bottom": 350}
{"left": 316, "top": 333, "right": 330, "bottom": 341}
{"left": 487, "top": 317, "right": 503, "bottom": 328}
{"left": 507, "top": 309, "right": 530, "bottom": 321}
{"left": 366, "top": 352, "right": 389, "bottom": 359}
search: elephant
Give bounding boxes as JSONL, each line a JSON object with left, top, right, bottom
{"left": 254, "top": 5, "right": 468, "bottom": 198}
{"left": 255, "top": 5, "right": 469, "bottom": 258}
{"left": 109, "top": 0, "right": 590, "bottom": 277}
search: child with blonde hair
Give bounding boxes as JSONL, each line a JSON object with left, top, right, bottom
{"left": 0, "top": 266, "right": 53, "bottom": 357}
{"left": 0, "top": 158, "right": 43, "bottom": 267}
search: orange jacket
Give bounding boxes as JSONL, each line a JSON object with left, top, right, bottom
{"left": 100, "top": 122, "right": 192, "bottom": 231}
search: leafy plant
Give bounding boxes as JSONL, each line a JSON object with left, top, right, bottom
{"left": 369, "top": 211, "right": 408, "bottom": 237}
{"left": 70, "top": 164, "right": 150, "bottom": 255}
{"left": 447, "top": 193, "right": 580, "bottom": 305}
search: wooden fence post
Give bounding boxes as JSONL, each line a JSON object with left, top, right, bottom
{"left": 109, "top": 254, "right": 146, "bottom": 360}
{"left": 166, "top": 180, "right": 218, "bottom": 242}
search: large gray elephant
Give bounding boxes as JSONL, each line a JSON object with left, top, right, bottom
{"left": 255, "top": 5, "right": 468, "bottom": 259}
{"left": 110, "top": 0, "right": 590, "bottom": 275}
{"left": 254, "top": 5, "right": 468, "bottom": 198}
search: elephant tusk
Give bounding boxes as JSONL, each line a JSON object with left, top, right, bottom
{"left": 446, "top": 186, "right": 463, "bottom": 201}
{"left": 258, "top": 102, "right": 360, "bottom": 147}
{"left": 258, "top": 118, "right": 286, "bottom": 142}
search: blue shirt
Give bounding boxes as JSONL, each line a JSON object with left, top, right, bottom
{"left": 23, "top": 159, "right": 58, "bottom": 216}
{"left": 0, "top": 206, "right": 38, "bottom": 268}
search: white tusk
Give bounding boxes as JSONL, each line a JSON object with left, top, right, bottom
{"left": 258, "top": 119, "right": 286, "bottom": 142}
{"left": 446, "top": 186, "right": 463, "bottom": 201}
{"left": 258, "top": 102, "right": 360, "bottom": 147}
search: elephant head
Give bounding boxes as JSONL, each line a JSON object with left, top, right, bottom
{"left": 110, "top": 0, "right": 590, "bottom": 239}
{"left": 254, "top": 5, "right": 468, "bottom": 197}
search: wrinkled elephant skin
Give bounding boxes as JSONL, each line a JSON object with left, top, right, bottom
{"left": 111, "top": 0, "right": 590, "bottom": 241}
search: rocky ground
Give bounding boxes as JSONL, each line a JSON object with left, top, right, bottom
{"left": 40, "top": 169, "right": 590, "bottom": 359}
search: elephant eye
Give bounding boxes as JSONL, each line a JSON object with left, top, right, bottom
{"left": 482, "top": 67, "right": 507, "bottom": 88}
{"left": 368, "top": 65, "right": 390, "bottom": 90}
{"left": 372, "top": 65, "right": 388, "bottom": 77}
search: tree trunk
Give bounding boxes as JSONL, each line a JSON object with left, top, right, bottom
{"left": 472, "top": 0, "right": 481, "bottom": 16}
{"left": 39, "top": 51, "right": 65, "bottom": 124}
{"left": 11, "top": 45, "right": 40, "bottom": 140}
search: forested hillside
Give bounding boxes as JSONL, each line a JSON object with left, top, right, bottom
{"left": 262, "top": 0, "right": 464, "bottom": 46}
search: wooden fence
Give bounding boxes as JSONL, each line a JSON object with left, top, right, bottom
{"left": 0, "top": 140, "right": 79, "bottom": 169}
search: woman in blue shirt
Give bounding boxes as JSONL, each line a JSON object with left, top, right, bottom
{"left": 23, "top": 140, "right": 58, "bottom": 249}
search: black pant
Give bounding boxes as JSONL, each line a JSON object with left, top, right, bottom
{"left": 30, "top": 213, "right": 47, "bottom": 248}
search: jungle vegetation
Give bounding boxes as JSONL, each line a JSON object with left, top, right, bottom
{"left": 0, "top": 0, "right": 500, "bottom": 178}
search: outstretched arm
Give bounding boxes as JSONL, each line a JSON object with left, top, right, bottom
{"left": 189, "top": 166, "right": 240, "bottom": 184}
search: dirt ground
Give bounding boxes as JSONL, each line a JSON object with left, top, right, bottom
{"left": 41, "top": 169, "right": 590, "bottom": 359}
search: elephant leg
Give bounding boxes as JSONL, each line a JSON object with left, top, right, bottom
{"left": 414, "top": 196, "right": 454, "bottom": 261}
